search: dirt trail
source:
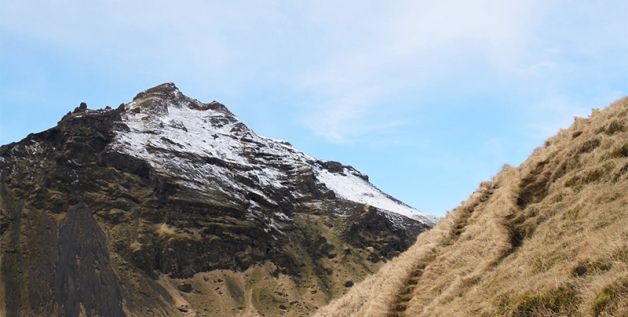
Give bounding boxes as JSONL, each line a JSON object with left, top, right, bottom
{"left": 387, "top": 263, "right": 426, "bottom": 317}
{"left": 386, "top": 185, "right": 495, "bottom": 317}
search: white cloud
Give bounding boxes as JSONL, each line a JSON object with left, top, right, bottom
{"left": 295, "top": 0, "right": 546, "bottom": 142}
{"left": 0, "top": 0, "right": 287, "bottom": 76}
{"left": 1, "top": 0, "right": 624, "bottom": 144}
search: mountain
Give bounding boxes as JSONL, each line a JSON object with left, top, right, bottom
{"left": 0, "top": 83, "right": 434, "bottom": 317}
{"left": 315, "top": 98, "right": 627, "bottom": 317}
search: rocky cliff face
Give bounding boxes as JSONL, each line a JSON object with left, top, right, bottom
{"left": 0, "top": 83, "right": 433, "bottom": 317}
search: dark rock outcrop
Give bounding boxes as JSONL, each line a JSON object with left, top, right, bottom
{"left": 0, "top": 83, "right": 434, "bottom": 316}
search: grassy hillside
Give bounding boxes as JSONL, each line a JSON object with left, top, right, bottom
{"left": 315, "top": 98, "right": 627, "bottom": 317}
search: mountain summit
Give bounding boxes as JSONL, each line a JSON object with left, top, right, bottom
{"left": 0, "top": 83, "right": 433, "bottom": 316}
{"left": 114, "top": 83, "right": 433, "bottom": 225}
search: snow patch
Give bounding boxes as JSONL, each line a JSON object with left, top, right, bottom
{"left": 110, "top": 92, "right": 435, "bottom": 226}
{"left": 315, "top": 167, "right": 435, "bottom": 225}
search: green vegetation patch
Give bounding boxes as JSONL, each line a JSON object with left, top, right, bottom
{"left": 592, "top": 278, "right": 628, "bottom": 316}
{"left": 496, "top": 284, "right": 581, "bottom": 317}
{"left": 251, "top": 286, "right": 287, "bottom": 316}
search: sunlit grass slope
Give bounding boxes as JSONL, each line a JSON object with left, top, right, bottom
{"left": 315, "top": 98, "right": 627, "bottom": 317}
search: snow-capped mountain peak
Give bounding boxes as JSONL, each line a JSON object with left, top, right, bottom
{"left": 0, "top": 82, "right": 436, "bottom": 317}
{"left": 109, "top": 83, "right": 434, "bottom": 225}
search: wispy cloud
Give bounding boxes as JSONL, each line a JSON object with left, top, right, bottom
{"left": 1, "top": 0, "right": 626, "bottom": 215}
{"left": 294, "top": 0, "right": 547, "bottom": 142}
{"left": 1, "top": 0, "right": 625, "bottom": 145}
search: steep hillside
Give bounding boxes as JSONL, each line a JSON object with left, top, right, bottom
{"left": 315, "top": 98, "right": 627, "bottom": 317}
{"left": 0, "top": 83, "right": 433, "bottom": 317}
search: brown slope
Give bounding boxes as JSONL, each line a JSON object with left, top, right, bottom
{"left": 315, "top": 98, "right": 628, "bottom": 317}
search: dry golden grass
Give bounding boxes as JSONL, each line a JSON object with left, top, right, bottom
{"left": 315, "top": 98, "right": 628, "bottom": 317}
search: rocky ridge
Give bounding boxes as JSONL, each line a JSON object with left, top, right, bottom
{"left": 0, "top": 83, "right": 433, "bottom": 316}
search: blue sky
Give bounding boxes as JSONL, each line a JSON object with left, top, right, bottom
{"left": 1, "top": 1, "right": 626, "bottom": 216}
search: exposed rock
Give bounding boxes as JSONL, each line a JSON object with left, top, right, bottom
{"left": 0, "top": 83, "right": 434, "bottom": 316}
{"left": 177, "top": 283, "right": 193, "bottom": 293}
